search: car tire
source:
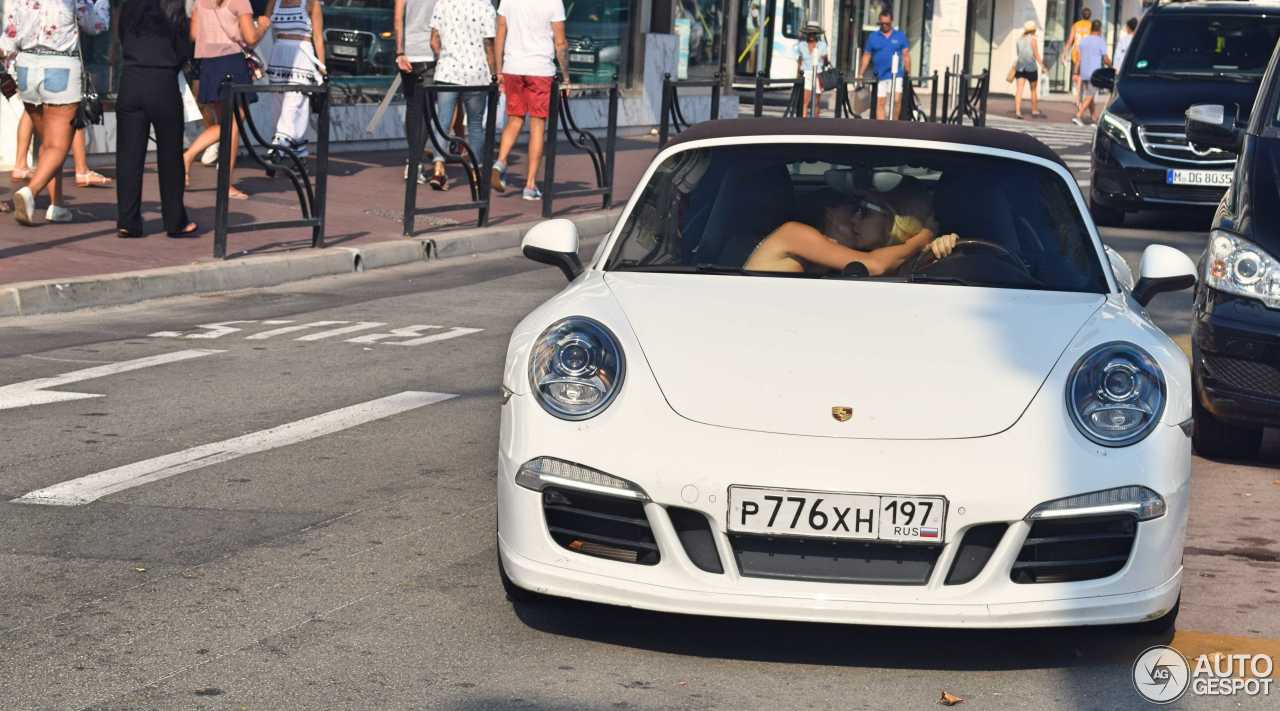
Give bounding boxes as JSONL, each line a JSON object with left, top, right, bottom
{"left": 1192, "top": 394, "right": 1263, "bottom": 460}
{"left": 1089, "top": 197, "right": 1125, "bottom": 227}
{"left": 1131, "top": 596, "right": 1179, "bottom": 636}
{"left": 498, "top": 547, "right": 543, "bottom": 604}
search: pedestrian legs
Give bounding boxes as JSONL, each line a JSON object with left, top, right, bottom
{"left": 114, "top": 87, "right": 149, "bottom": 235}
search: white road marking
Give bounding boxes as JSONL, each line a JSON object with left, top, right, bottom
{"left": 383, "top": 327, "right": 484, "bottom": 346}
{"left": 294, "top": 321, "right": 388, "bottom": 341}
{"left": 246, "top": 321, "right": 349, "bottom": 340}
{"left": 346, "top": 325, "right": 484, "bottom": 346}
{"left": 12, "top": 391, "right": 456, "bottom": 506}
{"left": 0, "top": 349, "right": 222, "bottom": 412}
{"left": 347, "top": 325, "right": 443, "bottom": 344}
{"left": 149, "top": 320, "right": 293, "bottom": 339}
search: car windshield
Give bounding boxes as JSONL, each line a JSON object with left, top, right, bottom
{"left": 1127, "top": 14, "right": 1280, "bottom": 79}
{"left": 606, "top": 144, "right": 1108, "bottom": 293}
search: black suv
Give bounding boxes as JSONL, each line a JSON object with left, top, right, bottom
{"left": 1184, "top": 39, "right": 1280, "bottom": 458}
{"left": 1089, "top": 0, "right": 1280, "bottom": 226}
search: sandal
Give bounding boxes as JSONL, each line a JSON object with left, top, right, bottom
{"left": 429, "top": 169, "right": 449, "bottom": 191}
{"left": 167, "top": 222, "right": 200, "bottom": 238}
{"left": 10, "top": 167, "right": 29, "bottom": 182}
{"left": 76, "top": 170, "right": 113, "bottom": 188}
{"left": 228, "top": 186, "right": 249, "bottom": 200}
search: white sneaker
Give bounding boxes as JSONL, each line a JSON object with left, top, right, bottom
{"left": 46, "top": 204, "right": 73, "bottom": 223}
{"left": 201, "top": 143, "right": 220, "bottom": 166}
{"left": 13, "top": 186, "right": 34, "bottom": 226}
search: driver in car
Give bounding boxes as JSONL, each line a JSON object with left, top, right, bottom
{"left": 744, "top": 193, "right": 958, "bottom": 275}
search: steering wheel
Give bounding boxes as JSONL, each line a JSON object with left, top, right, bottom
{"left": 910, "top": 238, "right": 1035, "bottom": 281}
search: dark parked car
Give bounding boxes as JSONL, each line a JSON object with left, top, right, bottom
{"left": 1184, "top": 37, "right": 1280, "bottom": 458}
{"left": 565, "top": 0, "right": 627, "bottom": 82}
{"left": 1089, "top": 0, "right": 1280, "bottom": 226}
{"left": 324, "top": 0, "right": 397, "bottom": 78}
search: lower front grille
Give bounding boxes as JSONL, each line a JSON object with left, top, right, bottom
{"left": 945, "top": 523, "right": 1009, "bottom": 585}
{"left": 1135, "top": 182, "right": 1226, "bottom": 204}
{"left": 666, "top": 507, "right": 724, "bottom": 573}
{"left": 1011, "top": 515, "right": 1136, "bottom": 584}
{"left": 730, "top": 535, "right": 940, "bottom": 585}
{"left": 543, "top": 487, "right": 659, "bottom": 565}
{"left": 1202, "top": 355, "right": 1280, "bottom": 398}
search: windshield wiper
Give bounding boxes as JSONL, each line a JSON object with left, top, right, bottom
{"left": 907, "top": 273, "right": 974, "bottom": 286}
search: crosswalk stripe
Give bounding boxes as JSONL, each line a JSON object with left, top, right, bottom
{"left": 11, "top": 391, "right": 457, "bottom": 506}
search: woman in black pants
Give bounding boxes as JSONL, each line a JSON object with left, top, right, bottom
{"left": 115, "top": 0, "right": 199, "bottom": 237}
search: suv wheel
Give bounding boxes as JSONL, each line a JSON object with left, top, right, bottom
{"left": 1192, "top": 394, "right": 1263, "bottom": 459}
{"left": 1090, "top": 197, "right": 1125, "bottom": 227}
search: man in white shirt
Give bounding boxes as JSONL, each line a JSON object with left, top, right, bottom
{"left": 425, "top": 0, "right": 497, "bottom": 189}
{"left": 491, "top": 0, "right": 570, "bottom": 201}
{"left": 1114, "top": 17, "right": 1137, "bottom": 70}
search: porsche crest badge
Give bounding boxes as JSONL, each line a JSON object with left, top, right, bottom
{"left": 831, "top": 406, "right": 853, "bottom": 422}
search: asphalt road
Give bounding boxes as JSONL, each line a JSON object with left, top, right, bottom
{"left": 2, "top": 138, "right": 1280, "bottom": 710}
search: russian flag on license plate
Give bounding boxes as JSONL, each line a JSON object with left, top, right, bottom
{"left": 920, "top": 528, "right": 940, "bottom": 539}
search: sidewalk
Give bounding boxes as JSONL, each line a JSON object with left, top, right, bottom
{"left": 0, "top": 134, "right": 658, "bottom": 288}
{"left": 984, "top": 94, "right": 1080, "bottom": 123}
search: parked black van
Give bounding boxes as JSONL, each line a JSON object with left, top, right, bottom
{"left": 1184, "top": 38, "right": 1280, "bottom": 458}
{"left": 1089, "top": 0, "right": 1280, "bottom": 226}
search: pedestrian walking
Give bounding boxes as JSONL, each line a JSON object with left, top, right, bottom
{"left": 1012, "top": 21, "right": 1045, "bottom": 119}
{"left": 394, "top": 0, "right": 439, "bottom": 184}
{"left": 10, "top": 120, "right": 113, "bottom": 188}
{"left": 1115, "top": 17, "right": 1137, "bottom": 70}
{"left": 426, "top": 0, "right": 497, "bottom": 190}
{"left": 1062, "top": 7, "right": 1093, "bottom": 109}
{"left": 115, "top": 0, "right": 199, "bottom": 238}
{"left": 795, "top": 25, "right": 828, "bottom": 118}
{"left": 181, "top": 0, "right": 270, "bottom": 201}
{"left": 0, "top": 0, "right": 110, "bottom": 226}
{"left": 491, "top": 0, "right": 570, "bottom": 201}
{"left": 265, "top": 0, "right": 326, "bottom": 156}
{"left": 1072, "top": 20, "right": 1111, "bottom": 126}
{"left": 859, "top": 8, "right": 910, "bottom": 120}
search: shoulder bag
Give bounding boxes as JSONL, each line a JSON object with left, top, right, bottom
{"left": 72, "top": 38, "right": 104, "bottom": 128}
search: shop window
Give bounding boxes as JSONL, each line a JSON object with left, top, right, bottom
{"left": 676, "top": 0, "right": 725, "bottom": 78}
{"left": 565, "top": 0, "right": 631, "bottom": 83}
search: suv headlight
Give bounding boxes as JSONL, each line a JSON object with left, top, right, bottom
{"left": 1205, "top": 230, "right": 1280, "bottom": 308}
{"left": 1099, "top": 112, "right": 1136, "bottom": 152}
{"left": 529, "top": 317, "right": 625, "bottom": 420}
{"left": 1066, "top": 342, "right": 1165, "bottom": 447}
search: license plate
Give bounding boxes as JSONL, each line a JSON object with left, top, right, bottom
{"left": 333, "top": 45, "right": 359, "bottom": 57}
{"left": 727, "top": 486, "right": 947, "bottom": 543}
{"left": 570, "top": 53, "right": 595, "bottom": 64}
{"left": 1166, "top": 169, "right": 1232, "bottom": 187}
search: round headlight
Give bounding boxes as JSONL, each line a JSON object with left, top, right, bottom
{"left": 529, "top": 317, "right": 625, "bottom": 420}
{"left": 1066, "top": 342, "right": 1165, "bottom": 447}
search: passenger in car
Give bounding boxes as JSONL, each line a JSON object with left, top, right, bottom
{"left": 743, "top": 194, "right": 957, "bottom": 275}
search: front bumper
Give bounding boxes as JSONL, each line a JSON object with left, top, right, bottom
{"left": 497, "top": 384, "right": 1191, "bottom": 628}
{"left": 1090, "top": 129, "right": 1230, "bottom": 211}
{"left": 1193, "top": 286, "right": 1280, "bottom": 428}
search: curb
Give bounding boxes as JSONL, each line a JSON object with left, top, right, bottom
{"left": 0, "top": 208, "right": 622, "bottom": 319}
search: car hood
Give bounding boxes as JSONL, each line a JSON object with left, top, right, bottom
{"left": 1116, "top": 75, "right": 1260, "bottom": 125}
{"left": 604, "top": 273, "right": 1105, "bottom": 440}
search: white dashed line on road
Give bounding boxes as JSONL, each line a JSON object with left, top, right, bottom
{"left": 149, "top": 320, "right": 483, "bottom": 346}
{"left": 0, "top": 349, "right": 223, "bottom": 412}
{"left": 12, "top": 390, "right": 457, "bottom": 506}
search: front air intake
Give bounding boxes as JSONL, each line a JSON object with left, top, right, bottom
{"left": 1011, "top": 515, "right": 1136, "bottom": 584}
{"left": 945, "top": 523, "right": 1009, "bottom": 585}
{"left": 666, "top": 507, "right": 724, "bottom": 574}
{"left": 542, "top": 487, "right": 659, "bottom": 565}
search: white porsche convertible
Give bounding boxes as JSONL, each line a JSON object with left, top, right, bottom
{"left": 497, "top": 120, "right": 1197, "bottom": 630}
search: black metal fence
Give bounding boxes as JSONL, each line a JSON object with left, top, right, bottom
{"left": 658, "top": 72, "right": 722, "bottom": 147}
{"left": 541, "top": 78, "right": 620, "bottom": 218}
{"left": 401, "top": 80, "right": 500, "bottom": 236}
{"left": 213, "top": 81, "right": 330, "bottom": 260}
{"left": 788, "top": 70, "right": 987, "bottom": 126}
{"left": 745, "top": 74, "right": 804, "bottom": 118}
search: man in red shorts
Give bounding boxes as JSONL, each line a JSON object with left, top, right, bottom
{"left": 493, "top": 0, "right": 569, "bottom": 200}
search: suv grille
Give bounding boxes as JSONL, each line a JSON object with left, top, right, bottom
{"left": 1203, "top": 355, "right": 1280, "bottom": 398}
{"left": 1134, "top": 181, "right": 1227, "bottom": 204}
{"left": 1011, "top": 515, "right": 1136, "bottom": 584}
{"left": 543, "top": 487, "right": 659, "bottom": 565}
{"left": 730, "top": 535, "right": 941, "bottom": 585}
{"left": 1137, "top": 124, "right": 1233, "bottom": 166}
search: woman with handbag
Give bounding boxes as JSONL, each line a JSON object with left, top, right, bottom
{"left": 114, "top": 0, "right": 200, "bottom": 237}
{"left": 0, "top": 0, "right": 110, "bottom": 226}
{"left": 182, "top": 0, "right": 270, "bottom": 200}
{"left": 1012, "top": 21, "right": 1045, "bottom": 119}
{"left": 795, "top": 25, "right": 829, "bottom": 118}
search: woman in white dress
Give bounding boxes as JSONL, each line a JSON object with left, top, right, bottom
{"left": 266, "top": 0, "right": 326, "bottom": 155}
{"left": 795, "top": 25, "right": 829, "bottom": 118}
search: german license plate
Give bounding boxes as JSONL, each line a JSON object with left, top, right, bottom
{"left": 727, "top": 486, "right": 947, "bottom": 543}
{"left": 570, "top": 52, "right": 595, "bottom": 64}
{"left": 1166, "top": 169, "right": 1232, "bottom": 187}
{"left": 333, "top": 45, "right": 359, "bottom": 57}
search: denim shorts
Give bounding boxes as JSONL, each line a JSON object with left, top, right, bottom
{"left": 14, "top": 53, "right": 83, "bottom": 106}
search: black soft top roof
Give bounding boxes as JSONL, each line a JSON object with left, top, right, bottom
{"left": 666, "top": 119, "right": 1067, "bottom": 168}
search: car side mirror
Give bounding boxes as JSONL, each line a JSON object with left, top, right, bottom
{"left": 1185, "top": 103, "right": 1242, "bottom": 154}
{"left": 1091, "top": 67, "right": 1116, "bottom": 91}
{"left": 1132, "top": 244, "right": 1196, "bottom": 306}
{"left": 522, "top": 219, "right": 583, "bottom": 282}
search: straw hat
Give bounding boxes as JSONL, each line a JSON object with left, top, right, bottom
{"left": 1024, "top": 20, "right": 1037, "bottom": 33}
